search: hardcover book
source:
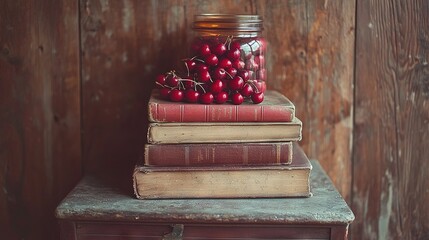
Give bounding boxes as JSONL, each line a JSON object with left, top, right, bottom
{"left": 133, "top": 143, "right": 311, "bottom": 199}
{"left": 148, "top": 89, "right": 295, "bottom": 122}
{"left": 147, "top": 117, "right": 302, "bottom": 144}
{"left": 144, "top": 142, "right": 293, "bottom": 166}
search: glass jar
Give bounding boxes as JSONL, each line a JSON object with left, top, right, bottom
{"left": 190, "top": 14, "right": 266, "bottom": 94}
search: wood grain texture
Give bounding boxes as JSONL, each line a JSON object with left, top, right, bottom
{"left": 0, "top": 0, "right": 81, "bottom": 239}
{"left": 353, "top": 0, "right": 429, "bottom": 239}
{"left": 80, "top": 0, "right": 354, "bottom": 202}
{"left": 253, "top": 0, "right": 355, "bottom": 202}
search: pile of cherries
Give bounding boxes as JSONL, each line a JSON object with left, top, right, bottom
{"left": 155, "top": 36, "right": 266, "bottom": 105}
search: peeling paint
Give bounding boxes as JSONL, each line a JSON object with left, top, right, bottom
{"left": 378, "top": 171, "right": 393, "bottom": 240}
{"left": 100, "top": 0, "right": 109, "bottom": 12}
{"left": 122, "top": 0, "right": 134, "bottom": 32}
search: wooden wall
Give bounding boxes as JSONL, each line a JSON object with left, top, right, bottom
{"left": 0, "top": 0, "right": 427, "bottom": 239}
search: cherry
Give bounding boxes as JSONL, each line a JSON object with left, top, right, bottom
{"left": 238, "top": 70, "right": 250, "bottom": 81}
{"left": 225, "top": 67, "right": 237, "bottom": 79}
{"left": 160, "top": 88, "right": 171, "bottom": 100}
{"left": 245, "top": 58, "right": 258, "bottom": 70}
{"left": 226, "top": 48, "right": 241, "bottom": 60}
{"left": 209, "top": 79, "right": 223, "bottom": 94}
{"left": 231, "top": 60, "right": 245, "bottom": 70}
{"left": 240, "top": 83, "right": 254, "bottom": 97}
{"left": 200, "top": 92, "right": 214, "bottom": 104}
{"left": 195, "top": 63, "right": 208, "bottom": 72}
{"left": 229, "top": 41, "right": 241, "bottom": 50}
{"left": 182, "top": 79, "right": 195, "bottom": 89}
{"left": 212, "top": 67, "right": 226, "bottom": 79}
{"left": 197, "top": 68, "right": 211, "bottom": 83}
{"left": 218, "top": 58, "right": 232, "bottom": 69}
{"left": 185, "top": 89, "right": 200, "bottom": 103}
{"left": 184, "top": 59, "right": 197, "bottom": 73}
{"left": 215, "top": 91, "right": 228, "bottom": 104}
{"left": 204, "top": 54, "right": 219, "bottom": 67}
{"left": 169, "top": 89, "right": 184, "bottom": 102}
{"left": 251, "top": 92, "right": 264, "bottom": 104}
{"left": 212, "top": 43, "right": 226, "bottom": 56}
{"left": 191, "top": 39, "right": 203, "bottom": 54}
{"left": 251, "top": 80, "right": 267, "bottom": 93}
{"left": 167, "top": 76, "right": 180, "bottom": 88}
{"left": 199, "top": 43, "right": 211, "bottom": 56}
{"left": 231, "top": 92, "right": 244, "bottom": 105}
{"left": 229, "top": 76, "right": 244, "bottom": 90}
{"left": 155, "top": 74, "right": 167, "bottom": 88}
{"left": 254, "top": 55, "right": 264, "bottom": 68}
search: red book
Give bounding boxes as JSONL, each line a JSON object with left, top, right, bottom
{"left": 144, "top": 142, "right": 293, "bottom": 166}
{"left": 148, "top": 90, "right": 295, "bottom": 122}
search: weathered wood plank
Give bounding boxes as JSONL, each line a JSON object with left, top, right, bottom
{"left": 0, "top": 0, "right": 81, "bottom": 239}
{"left": 353, "top": 0, "right": 429, "bottom": 239}
{"left": 255, "top": 0, "right": 355, "bottom": 201}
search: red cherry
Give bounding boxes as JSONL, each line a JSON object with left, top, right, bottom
{"left": 251, "top": 80, "right": 266, "bottom": 93}
{"left": 167, "top": 76, "right": 180, "bottom": 88}
{"left": 231, "top": 92, "right": 244, "bottom": 105}
{"left": 229, "top": 41, "right": 241, "bottom": 50}
{"left": 215, "top": 91, "right": 228, "bottom": 104}
{"left": 197, "top": 69, "right": 211, "bottom": 83}
{"left": 209, "top": 79, "right": 223, "bottom": 94}
{"left": 240, "top": 84, "right": 254, "bottom": 97}
{"left": 212, "top": 67, "right": 226, "bottom": 79}
{"left": 254, "top": 55, "right": 264, "bottom": 68}
{"left": 184, "top": 59, "right": 197, "bottom": 73}
{"left": 251, "top": 92, "right": 264, "bottom": 104}
{"left": 160, "top": 88, "right": 171, "bottom": 99}
{"left": 212, "top": 43, "right": 227, "bottom": 56}
{"left": 231, "top": 60, "right": 245, "bottom": 70}
{"left": 238, "top": 70, "right": 250, "bottom": 81}
{"left": 183, "top": 80, "right": 195, "bottom": 89}
{"left": 226, "top": 48, "right": 241, "bottom": 60}
{"left": 200, "top": 92, "right": 214, "bottom": 104}
{"left": 195, "top": 63, "right": 208, "bottom": 72}
{"left": 204, "top": 54, "right": 219, "bottom": 67}
{"left": 218, "top": 58, "right": 232, "bottom": 69}
{"left": 225, "top": 67, "right": 237, "bottom": 79}
{"left": 199, "top": 43, "right": 211, "bottom": 56}
{"left": 155, "top": 74, "right": 167, "bottom": 88}
{"left": 245, "top": 58, "right": 258, "bottom": 70}
{"left": 169, "top": 89, "right": 184, "bottom": 102}
{"left": 229, "top": 76, "right": 244, "bottom": 90}
{"left": 185, "top": 89, "right": 200, "bottom": 103}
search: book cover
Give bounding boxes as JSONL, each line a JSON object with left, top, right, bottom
{"left": 148, "top": 89, "right": 295, "bottom": 122}
{"left": 144, "top": 142, "right": 293, "bottom": 166}
{"left": 133, "top": 143, "right": 311, "bottom": 199}
{"left": 147, "top": 117, "right": 302, "bottom": 144}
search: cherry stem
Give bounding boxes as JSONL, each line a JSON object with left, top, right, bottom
{"left": 247, "top": 80, "right": 260, "bottom": 93}
{"left": 194, "top": 58, "right": 205, "bottom": 63}
{"left": 196, "top": 82, "right": 206, "bottom": 93}
{"left": 225, "top": 71, "right": 233, "bottom": 79}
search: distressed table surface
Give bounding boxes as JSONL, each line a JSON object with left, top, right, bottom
{"left": 56, "top": 160, "right": 354, "bottom": 225}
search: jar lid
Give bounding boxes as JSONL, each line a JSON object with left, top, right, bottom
{"left": 193, "top": 14, "right": 263, "bottom": 32}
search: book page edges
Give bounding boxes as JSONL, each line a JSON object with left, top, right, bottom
{"left": 134, "top": 169, "right": 310, "bottom": 199}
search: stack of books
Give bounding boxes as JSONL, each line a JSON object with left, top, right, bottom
{"left": 133, "top": 90, "right": 312, "bottom": 199}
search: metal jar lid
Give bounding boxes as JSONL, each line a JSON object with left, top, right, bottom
{"left": 193, "top": 14, "right": 263, "bottom": 32}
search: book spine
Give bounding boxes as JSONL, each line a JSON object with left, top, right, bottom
{"left": 148, "top": 102, "right": 294, "bottom": 122}
{"left": 144, "top": 142, "right": 293, "bottom": 166}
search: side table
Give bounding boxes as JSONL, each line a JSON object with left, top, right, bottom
{"left": 55, "top": 160, "right": 354, "bottom": 239}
